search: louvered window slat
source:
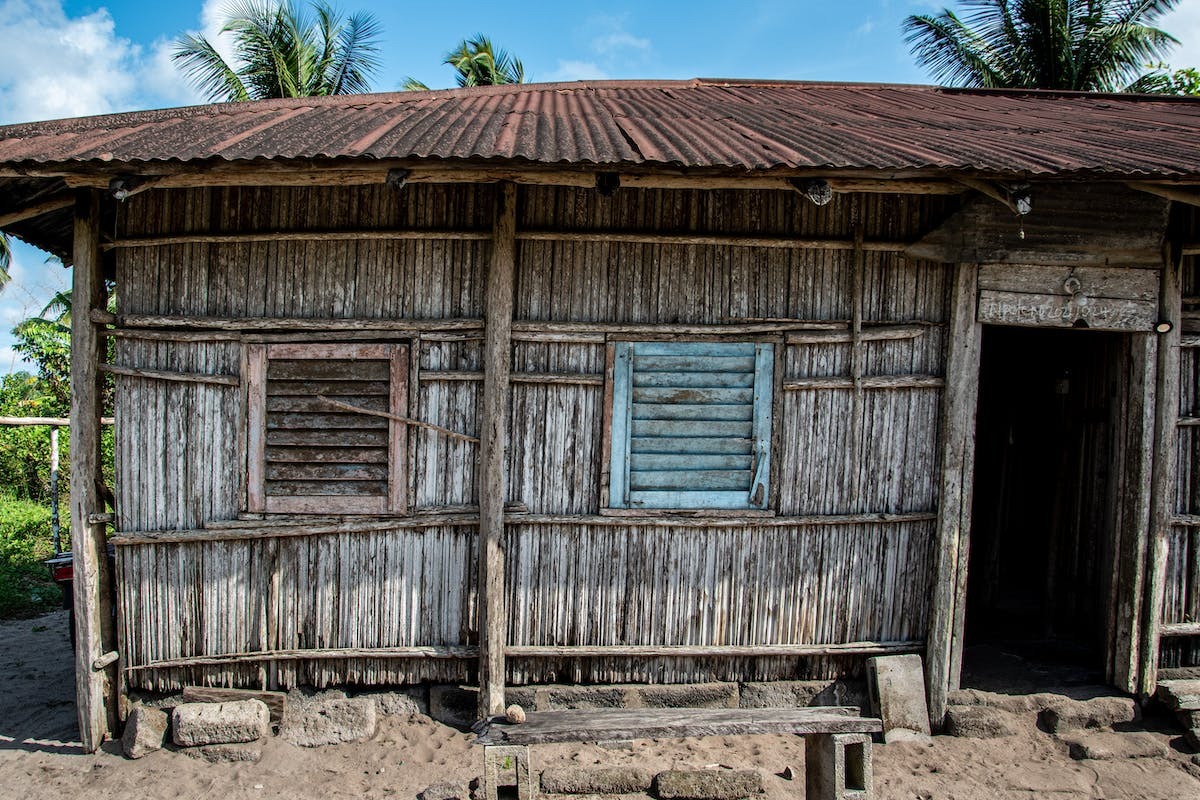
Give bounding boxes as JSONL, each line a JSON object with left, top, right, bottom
{"left": 247, "top": 343, "right": 408, "bottom": 515}
{"left": 609, "top": 341, "right": 774, "bottom": 510}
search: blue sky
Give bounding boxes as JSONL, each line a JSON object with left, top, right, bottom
{"left": 2, "top": 0, "right": 1200, "bottom": 370}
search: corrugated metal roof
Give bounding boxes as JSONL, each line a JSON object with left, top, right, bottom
{"left": 1, "top": 79, "right": 1199, "bottom": 178}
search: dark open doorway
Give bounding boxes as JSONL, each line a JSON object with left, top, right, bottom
{"left": 963, "top": 326, "right": 1137, "bottom": 689}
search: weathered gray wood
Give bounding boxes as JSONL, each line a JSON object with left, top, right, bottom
{"left": 127, "top": 646, "right": 480, "bottom": 670}
{"left": 926, "top": 262, "right": 982, "bottom": 728}
{"left": 906, "top": 184, "right": 1170, "bottom": 266}
{"left": 110, "top": 514, "right": 482, "bottom": 544}
{"left": 977, "top": 264, "right": 1159, "bottom": 300}
{"left": 98, "top": 363, "right": 240, "bottom": 386}
{"left": 103, "top": 228, "right": 492, "bottom": 250}
{"left": 479, "top": 182, "right": 516, "bottom": 718}
{"left": 474, "top": 707, "right": 881, "bottom": 746}
{"left": 1160, "top": 622, "right": 1200, "bottom": 637}
{"left": 785, "top": 324, "right": 926, "bottom": 345}
{"left": 420, "top": 371, "right": 604, "bottom": 386}
{"left": 504, "top": 641, "right": 922, "bottom": 658}
{"left": 977, "top": 289, "right": 1157, "bottom": 331}
{"left": 1110, "top": 334, "right": 1156, "bottom": 693}
{"left": 70, "top": 189, "right": 117, "bottom": 751}
{"left": 1142, "top": 248, "right": 1182, "bottom": 696}
{"left": 181, "top": 686, "right": 287, "bottom": 723}
{"left": 316, "top": 395, "right": 480, "bottom": 442}
{"left": 784, "top": 375, "right": 944, "bottom": 390}
{"left": 0, "top": 192, "right": 74, "bottom": 228}
{"left": 117, "top": 314, "right": 483, "bottom": 332}
{"left": 514, "top": 229, "right": 908, "bottom": 252}
{"left": 0, "top": 415, "right": 113, "bottom": 425}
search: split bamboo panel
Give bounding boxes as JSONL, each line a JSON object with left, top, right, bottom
{"left": 1163, "top": 322, "right": 1200, "bottom": 666}
{"left": 504, "top": 520, "right": 934, "bottom": 684}
{"left": 113, "top": 339, "right": 243, "bottom": 531}
{"left": 118, "top": 524, "right": 476, "bottom": 691}
{"left": 118, "top": 184, "right": 491, "bottom": 319}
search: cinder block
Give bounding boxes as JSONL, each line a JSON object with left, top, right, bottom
{"left": 867, "top": 654, "right": 930, "bottom": 741}
{"left": 637, "top": 682, "right": 738, "bottom": 709}
{"left": 805, "top": 732, "right": 872, "bottom": 800}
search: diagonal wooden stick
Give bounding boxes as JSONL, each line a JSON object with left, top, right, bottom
{"left": 316, "top": 395, "right": 479, "bottom": 443}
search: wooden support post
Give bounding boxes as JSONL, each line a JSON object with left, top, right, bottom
{"left": 478, "top": 182, "right": 516, "bottom": 718}
{"left": 1141, "top": 246, "right": 1182, "bottom": 696}
{"left": 925, "top": 263, "right": 982, "bottom": 728}
{"left": 70, "top": 189, "right": 118, "bottom": 750}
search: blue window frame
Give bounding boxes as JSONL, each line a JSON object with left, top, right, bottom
{"left": 608, "top": 341, "right": 774, "bottom": 510}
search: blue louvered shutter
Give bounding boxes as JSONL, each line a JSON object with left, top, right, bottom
{"left": 609, "top": 341, "right": 774, "bottom": 510}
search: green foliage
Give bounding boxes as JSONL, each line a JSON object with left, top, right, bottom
{"left": 11, "top": 318, "right": 71, "bottom": 409}
{"left": 0, "top": 373, "right": 63, "bottom": 502}
{"left": 173, "top": 0, "right": 383, "bottom": 101}
{"left": 904, "top": 0, "right": 1180, "bottom": 91}
{"left": 0, "top": 233, "right": 10, "bottom": 292}
{"left": 403, "top": 34, "right": 525, "bottom": 90}
{"left": 1130, "top": 63, "right": 1200, "bottom": 94}
{"left": 0, "top": 498, "right": 61, "bottom": 618}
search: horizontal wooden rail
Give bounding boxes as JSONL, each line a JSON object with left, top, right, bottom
{"left": 1178, "top": 417, "right": 1200, "bottom": 427}
{"left": 504, "top": 641, "right": 924, "bottom": 658}
{"left": 421, "top": 371, "right": 604, "bottom": 386}
{"left": 102, "top": 228, "right": 492, "bottom": 250}
{"left": 100, "top": 363, "right": 240, "bottom": 387}
{"left": 1159, "top": 622, "right": 1200, "bottom": 637}
{"left": 785, "top": 324, "right": 926, "bottom": 345}
{"left": 125, "top": 646, "right": 480, "bottom": 670}
{"left": 112, "top": 314, "right": 483, "bottom": 332}
{"left": 100, "top": 227, "right": 912, "bottom": 254}
{"left": 784, "top": 375, "right": 944, "bottom": 391}
{"left": 1170, "top": 515, "right": 1200, "bottom": 527}
{"left": 111, "top": 510, "right": 937, "bottom": 545}
{"left": 123, "top": 638, "right": 926, "bottom": 672}
{"left": 0, "top": 416, "right": 114, "bottom": 426}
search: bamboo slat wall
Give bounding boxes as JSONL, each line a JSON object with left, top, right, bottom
{"left": 113, "top": 184, "right": 955, "bottom": 689}
{"left": 1164, "top": 221, "right": 1200, "bottom": 665}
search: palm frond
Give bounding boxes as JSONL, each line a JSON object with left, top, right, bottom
{"left": 0, "top": 233, "right": 11, "bottom": 293}
{"left": 172, "top": 32, "right": 251, "bottom": 102}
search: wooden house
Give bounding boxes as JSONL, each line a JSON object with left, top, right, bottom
{"left": 1, "top": 80, "right": 1199, "bottom": 751}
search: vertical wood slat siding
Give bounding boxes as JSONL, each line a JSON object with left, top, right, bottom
{"left": 504, "top": 521, "right": 935, "bottom": 684}
{"left": 119, "top": 526, "right": 476, "bottom": 691}
{"left": 113, "top": 185, "right": 956, "bottom": 687}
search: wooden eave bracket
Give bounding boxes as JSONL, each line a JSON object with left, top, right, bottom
{"left": 1127, "top": 181, "right": 1200, "bottom": 209}
{"left": 956, "top": 178, "right": 1030, "bottom": 216}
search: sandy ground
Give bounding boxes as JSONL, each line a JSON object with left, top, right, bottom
{"left": 3, "top": 611, "right": 1200, "bottom": 800}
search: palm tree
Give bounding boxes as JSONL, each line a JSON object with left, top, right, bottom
{"left": 403, "top": 34, "right": 525, "bottom": 91}
{"left": 904, "top": 0, "right": 1179, "bottom": 92}
{"left": 0, "top": 234, "right": 11, "bottom": 293}
{"left": 173, "top": 0, "right": 382, "bottom": 101}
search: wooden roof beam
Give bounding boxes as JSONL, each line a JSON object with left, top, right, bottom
{"left": 0, "top": 191, "right": 74, "bottom": 228}
{"left": 956, "top": 178, "right": 1031, "bottom": 215}
{"left": 1128, "top": 181, "right": 1200, "bottom": 208}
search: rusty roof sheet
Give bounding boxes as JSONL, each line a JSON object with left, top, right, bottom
{"left": 1, "top": 79, "right": 1200, "bottom": 178}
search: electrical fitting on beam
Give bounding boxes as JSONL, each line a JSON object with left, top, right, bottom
{"left": 108, "top": 175, "right": 141, "bottom": 202}
{"left": 595, "top": 172, "right": 620, "bottom": 197}
{"left": 386, "top": 168, "right": 410, "bottom": 191}
{"left": 788, "top": 178, "right": 833, "bottom": 206}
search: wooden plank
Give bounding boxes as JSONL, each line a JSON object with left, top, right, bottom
{"left": 110, "top": 513, "right": 483, "bottom": 545}
{"left": 0, "top": 416, "right": 113, "bottom": 426}
{"left": 266, "top": 428, "right": 388, "bottom": 446}
{"left": 976, "top": 289, "right": 1157, "bottom": 331}
{"left": 103, "top": 228, "right": 493, "bottom": 250}
{"left": 126, "top": 646, "right": 480, "bottom": 670}
{"left": 631, "top": 420, "right": 754, "bottom": 438}
{"left": 268, "top": 359, "right": 389, "bottom": 381}
{"left": 926, "top": 262, "right": 982, "bottom": 729}
{"left": 906, "top": 184, "right": 1170, "bottom": 267}
{"left": 1142, "top": 249, "right": 1183, "bottom": 696}
{"left": 388, "top": 346, "right": 409, "bottom": 514}
{"left": 474, "top": 707, "right": 881, "bottom": 746}
{"left": 70, "top": 189, "right": 117, "bottom": 751}
{"left": 1160, "top": 622, "right": 1200, "bottom": 637}
{"left": 630, "top": 470, "right": 753, "bottom": 491}
{"left": 100, "top": 363, "right": 240, "bottom": 387}
{"left": 263, "top": 494, "right": 387, "bottom": 514}
{"left": 245, "top": 345, "right": 268, "bottom": 513}
{"left": 266, "top": 412, "right": 389, "bottom": 430}
{"left": 978, "top": 264, "right": 1159, "bottom": 300}
{"left": 632, "top": 403, "right": 754, "bottom": 422}
{"left": 181, "top": 686, "right": 287, "bottom": 724}
{"left": 478, "top": 181, "right": 516, "bottom": 718}
{"left": 1110, "top": 334, "right": 1156, "bottom": 693}
{"left": 504, "top": 641, "right": 923, "bottom": 658}
{"left": 514, "top": 230, "right": 909, "bottom": 252}
{"left": 634, "top": 371, "right": 755, "bottom": 389}
{"left": 117, "top": 313, "right": 484, "bottom": 332}
{"left": 0, "top": 192, "right": 74, "bottom": 228}
{"left": 785, "top": 324, "right": 925, "bottom": 345}
{"left": 633, "top": 387, "right": 753, "bottom": 404}
{"left": 783, "top": 375, "right": 945, "bottom": 390}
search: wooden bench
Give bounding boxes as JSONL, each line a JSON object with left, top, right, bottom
{"left": 474, "top": 707, "right": 883, "bottom": 800}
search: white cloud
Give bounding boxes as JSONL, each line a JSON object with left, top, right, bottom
{"left": 0, "top": 239, "right": 69, "bottom": 374}
{"left": 0, "top": 0, "right": 217, "bottom": 123}
{"left": 1162, "top": 0, "right": 1200, "bottom": 67}
{"left": 546, "top": 60, "right": 610, "bottom": 82}
{"left": 586, "top": 14, "right": 652, "bottom": 58}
